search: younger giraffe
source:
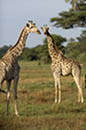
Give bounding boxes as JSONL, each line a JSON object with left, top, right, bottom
{"left": 41, "top": 25, "right": 84, "bottom": 103}
{"left": 0, "top": 21, "right": 41, "bottom": 116}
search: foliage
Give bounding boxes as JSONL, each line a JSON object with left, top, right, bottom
{"left": 0, "top": 45, "right": 10, "bottom": 58}
{"left": 65, "top": 30, "right": 86, "bottom": 63}
{"left": 65, "top": 0, "right": 79, "bottom": 11}
{"left": 77, "top": 29, "right": 86, "bottom": 41}
{"left": 50, "top": 0, "right": 86, "bottom": 29}
{"left": 20, "top": 34, "right": 66, "bottom": 63}
{"left": 20, "top": 48, "right": 38, "bottom": 61}
{"left": 0, "top": 34, "right": 66, "bottom": 64}
{"left": 50, "top": 0, "right": 86, "bottom": 64}
{"left": 65, "top": 0, "right": 79, "bottom": 2}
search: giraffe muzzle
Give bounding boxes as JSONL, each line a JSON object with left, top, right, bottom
{"left": 37, "top": 30, "right": 41, "bottom": 34}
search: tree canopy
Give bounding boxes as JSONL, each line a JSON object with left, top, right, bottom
{"left": 65, "top": 29, "right": 86, "bottom": 62}
{"left": 0, "top": 34, "right": 66, "bottom": 64}
{"left": 50, "top": 0, "right": 86, "bottom": 29}
{"left": 65, "top": 0, "right": 80, "bottom": 11}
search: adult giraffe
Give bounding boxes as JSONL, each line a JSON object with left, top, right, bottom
{"left": 0, "top": 21, "right": 41, "bottom": 116}
{"left": 41, "top": 25, "right": 84, "bottom": 104}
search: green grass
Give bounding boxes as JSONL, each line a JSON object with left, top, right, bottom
{"left": 0, "top": 61, "right": 86, "bottom": 130}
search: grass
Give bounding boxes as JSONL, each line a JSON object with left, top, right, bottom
{"left": 0, "top": 61, "right": 86, "bottom": 130}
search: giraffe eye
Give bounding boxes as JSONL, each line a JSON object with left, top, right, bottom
{"left": 26, "top": 23, "right": 29, "bottom": 27}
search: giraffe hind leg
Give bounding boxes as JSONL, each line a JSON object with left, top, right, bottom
{"left": 54, "top": 79, "right": 58, "bottom": 103}
{"left": 13, "top": 76, "right": 19, "bottom": 116}
{"left": 58, "top": 78, "right": 61, "bottom": 103}
{"left": 73, "top": 75, "right": 84, "bottom": 103}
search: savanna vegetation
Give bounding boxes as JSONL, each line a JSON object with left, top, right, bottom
{"left": 0, "top": 61, "right": 86, "bottom": 130}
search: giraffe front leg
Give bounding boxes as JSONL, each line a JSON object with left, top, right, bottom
{"left": 53, "top": 72, "right": 61, "bottom": 103}
{"left": 13, "top": 76, "right": 19, "bottom": 116}
{"left": 57, "top": 78, "right": 61, "bottom": 104}
{"left": 6, "top": 80, "right": 11, "bottom": 115}
{"left": 54, "top": 78, "right": 61, "bottom": 104}
{"left": 55, "top": 79, "right": 58, "bottom": 103}
{"left": 53, "top": 72, "right": 58, "bottom": 103}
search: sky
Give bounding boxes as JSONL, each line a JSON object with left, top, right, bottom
{"left": 0, "top": 0, "right": 83, "bottom": 48}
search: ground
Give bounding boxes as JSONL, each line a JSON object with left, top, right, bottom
{"left": 0, "top": 61, "right": 86, "bottom": 130}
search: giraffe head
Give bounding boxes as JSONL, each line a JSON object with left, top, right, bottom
{"left": 41, "top": 25, "right": 49, "bottom": 35}
{"left": 26, "top": 21, "right": 41, "bottom": 34}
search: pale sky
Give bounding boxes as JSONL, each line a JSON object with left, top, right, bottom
{"left": 0, "top": 0, "right": 82, "bottom": 48}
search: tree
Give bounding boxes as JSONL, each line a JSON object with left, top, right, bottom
{"left": 65, "top": 30, "right": 86, "bottom": 62}
{"left": 0, "top": 34, "right": 66, "bottom": 63}
{"left": 50, "top": 0, "right": 86, "bottom": 29}
{"left": 77, "top": 29, "right": 86, "bottom": 41}
{"left": 0, "top": 45, "right": 10, "bottom": 58}
{"left": 65, "top": 0, "right": 80, "bottom": 11}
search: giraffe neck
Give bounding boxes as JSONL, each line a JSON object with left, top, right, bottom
{"left": 46, "top": 32, "right": 61, "bottom": 61}
{"left": 8, "top": 26, "right": 29, "bottom": 59}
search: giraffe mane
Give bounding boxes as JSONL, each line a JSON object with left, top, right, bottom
{"left": 54, "top": 44, "right": 63, "bottom": 55}
{"left": 50, "top": 34, "right": 63, "bottom": 55}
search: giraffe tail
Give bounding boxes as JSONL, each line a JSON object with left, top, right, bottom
{"left": 85, "top": 74, "right": 86, "bottom": 88}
